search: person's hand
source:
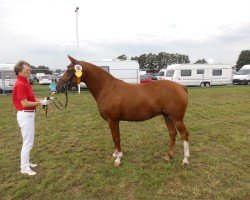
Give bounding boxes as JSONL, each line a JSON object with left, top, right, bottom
{"left": 40, "top": 98, "right": 52, "bottom": 106}
{"left": 49, "top": 97, "right": 54, "bottom": 101}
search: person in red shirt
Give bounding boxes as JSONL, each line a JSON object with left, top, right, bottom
{"left": 13, "top": 60, "right": 51, "bottom": 176}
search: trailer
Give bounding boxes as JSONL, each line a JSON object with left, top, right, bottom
{"left": 80, "top": 60, "right": 140, "bottom": 88}
{"left": 156, "top": 64, "right": 233, "bottom": 87}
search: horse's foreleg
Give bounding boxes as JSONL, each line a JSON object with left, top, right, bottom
{"left": 108, "top": 119, "right": 122, "bottom": 166}
{"left": 163, "top": 115, "right": 177, "bottom": 161}
{"left": 174, "top": 120, "right": 190, "bottom": 165}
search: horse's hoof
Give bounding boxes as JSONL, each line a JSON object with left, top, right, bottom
{"left": 182, "top": 158, "right": 189, "bottom": 165}
{"left": 114, "top": 157, "right": 121, "bottom": 167}
{"left": 114, "top": 161, "right": 121, "bottom": 167}
{"left": 163, "top": 155, "right": 171, "bottom": 161}
{"left": 112, "top": 151, "right": 118, "bottom": 157}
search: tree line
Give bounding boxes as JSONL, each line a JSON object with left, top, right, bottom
{"left": 118, "top": 52, "right": 190, "bottom": 72}
{"left": 117, "top": 50, "right": 250, "bottom": 72}
{"left": 30, "top": 65, "right": 52, "bottom": 74}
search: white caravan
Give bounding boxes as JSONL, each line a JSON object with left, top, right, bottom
{"left": 233, "top": 65, "right": 250, "bottom": 85}
{"left": 80, "top": 60, "right": 140, "bottom": 88}
{"left": 157, "top": 64, "right": 232, "bottom": 87}
{"left": 0, "top": 64, "right": 16, "bottom": 92}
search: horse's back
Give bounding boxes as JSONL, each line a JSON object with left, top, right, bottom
{"left": 113, "top": 79, "right": 188, "bottom": 104}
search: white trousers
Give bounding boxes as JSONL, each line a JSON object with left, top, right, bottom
{"left": 17, "top": 111, "right": 35, "bottom": 171}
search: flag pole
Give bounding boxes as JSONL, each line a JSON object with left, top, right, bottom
{"left": 75, "top": 7, "right": 80, "bottom": 94}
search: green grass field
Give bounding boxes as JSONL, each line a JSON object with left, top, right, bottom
{"left": 0, "top": 85, "right": 249, "bottom": 199}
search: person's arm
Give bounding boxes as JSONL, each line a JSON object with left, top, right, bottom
{"left": 20, "top": 98, "right": 51, "bottom": 108}
{"left": 35, "top": 98, "right": 42, "bottom": 102}
{"left": 20, "top": 99, "right": 41, "bottom": 108}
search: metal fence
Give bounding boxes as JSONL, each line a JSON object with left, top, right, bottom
{"left": 0, "top": 69, "right": 62, "bottom": 95}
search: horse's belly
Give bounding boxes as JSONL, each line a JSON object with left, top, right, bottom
{"left": 121, "top": 103, "right": 161, "bottom": 121}
{"left": 122, "top": 112, "right": 160, "bottom": 121}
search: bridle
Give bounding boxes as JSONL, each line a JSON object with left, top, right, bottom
{"left": 43, "top": 68, "right": 76, "bottom": 118}
{"left": 60, "top": 71, "right": 75, "bottom": 91}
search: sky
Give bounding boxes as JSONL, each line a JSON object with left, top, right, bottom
{"left": 0, "top": 0, "right": 250, "bottom": 69}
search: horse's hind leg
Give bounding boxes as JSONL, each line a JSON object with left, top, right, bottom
{"left": 174, "top": 119, "right": 190, "bottom": 165}
{"left": 107, "top": 119, "right": 123, "bottom": 166}
{"left": 163, "top": 115, "right": 177, "bottom": 161}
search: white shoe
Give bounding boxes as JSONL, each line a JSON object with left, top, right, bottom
{"left": 21, "top": 169, "right": 36, "bottom": 176}
{"left": 29, "top": 162, "right": 38, "bottom": 168}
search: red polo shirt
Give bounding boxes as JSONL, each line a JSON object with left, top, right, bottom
{"left": 12, "top": 75, "right": 36, "bottom": 111}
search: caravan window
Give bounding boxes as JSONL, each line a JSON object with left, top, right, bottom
{"left": 181, "top": 70, "right": 191, "bottom": 76}
{"left": 212, "top": 69, "right": 222, "bottom": 76}
{"left": 166, "top": 70, "right": 174, "bottom": 77}
{"left": 197, "top": 69, "right": 204, "bottom": 74}
{"left": 157, "top": 71, "right": 165, "bottom": 76}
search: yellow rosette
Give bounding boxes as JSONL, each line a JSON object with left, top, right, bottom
{"left": 75, "top": 70, "right": 82, "bottom": 77}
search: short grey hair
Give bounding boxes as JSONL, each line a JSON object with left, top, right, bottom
{"left": 14, "top": 60, "right": 30, "bottom": 75}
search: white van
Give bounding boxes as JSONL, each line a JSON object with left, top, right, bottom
{"left": 233, "top": 65, "right": 250, "bottom": 85}
{"left": 157, "top": 64, "right": 232, "bottom": 87}
{"left": 0, "top": 64, "right": 16, "bottom": 92}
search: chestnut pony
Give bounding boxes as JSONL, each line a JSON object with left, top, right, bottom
{"left": 57, "top": 56, "right": 190, "bottom": 166}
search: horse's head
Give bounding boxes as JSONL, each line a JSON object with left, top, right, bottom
{"left": 56, "top": 55, "right": 84, "bottom": 93}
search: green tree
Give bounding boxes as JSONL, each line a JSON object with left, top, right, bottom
{"left": 117, "top": 54, "right": 127, "bottom": 60}
{"left": 236, "top": 50, "right": 250, "bottom": 71}
{"left": 55, "top": 69, "right": 63, "bottom": 74}
{"left": 31, "top": 65, "right": 52, "bottom": 74}
{"left": 145, "top": 53, "right": 158, "bottom": 72}
{"left": 156, "top": 52, "right": 170, "bottom": 69}
{"left": 135, "top": 54, "right": 147, "bottom": 71}
{"left": 194, "top": 59, "right": 207, "bottom": 64}
{"left": 131, "top": 52, "right": 190, "bottom": 71}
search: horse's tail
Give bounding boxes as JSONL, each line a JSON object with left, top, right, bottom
{"left": 182, "top": 85, "right": 188, "bottom": 94}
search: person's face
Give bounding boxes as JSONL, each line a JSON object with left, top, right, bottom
{"left": 20, "top": 65, "right": 30, "bottom": 78}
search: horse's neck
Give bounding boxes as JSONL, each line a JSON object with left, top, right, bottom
{"left": 83, "top": 65, "right": 114, "bottom": 100}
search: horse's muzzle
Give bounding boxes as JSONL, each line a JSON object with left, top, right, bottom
{"left": 56, "top": 84, "right": 66, "bottom": 93}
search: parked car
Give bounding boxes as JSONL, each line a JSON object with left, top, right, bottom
{"left": 36, "top": 73, "right": 46, "bottom": 82}
{"left": 0, "top": 85, "right": 13, "bottom": 93}
{"left": 52, "top": 73, "right": 59, "bottom": 82}
{"left": 151, "top": 73, "right": 158, "bottom": 80}
{"left": 80, "top": 82, "right": 87, "bottom": 88}
{"left": 233, "top": 65, "right": 250, "bottom": 85}
{"left": 28, "top": 74, "right": 35, "bottom": 85}
{"left": 39, "top": 75, "right": 52, "bottom": 85}
{"left": 0, "top": 75, "right": 13, "bottom": 93}
{"left": 140, "top": 74, "right": 153, "bottom": 83}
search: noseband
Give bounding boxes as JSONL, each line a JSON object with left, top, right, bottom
{"left": 60, "top": 72, "right": 75, "bottom": 91}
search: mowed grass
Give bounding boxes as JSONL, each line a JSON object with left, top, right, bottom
{"left": 0, "top": 85, "right": 249, "bottom": 200}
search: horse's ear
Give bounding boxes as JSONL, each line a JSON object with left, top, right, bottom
{"left": 67, "top": 55, "right": 77, "bottom": 64}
